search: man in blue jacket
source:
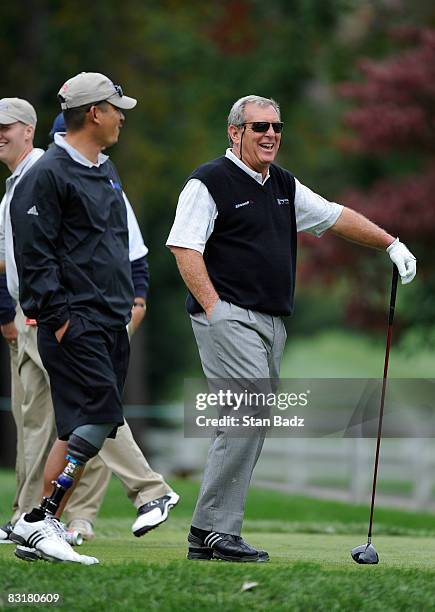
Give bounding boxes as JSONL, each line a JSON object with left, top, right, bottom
{"left": 1, "top": 106, "right": 178, "bottom": 559}
{"left": 9, "top": 73, "right": 158, "bottom": 564}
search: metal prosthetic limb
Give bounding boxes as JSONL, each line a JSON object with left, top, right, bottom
{"left": 39, "top": 429, "right": 109, "bottom": 517}
{"left": 40, "top": 455, "right": 83, "bottom": 516}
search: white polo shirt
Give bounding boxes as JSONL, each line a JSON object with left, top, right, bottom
{"left": 167, "top": 148, "right": 343, "bottom": 252}
{"left": 0, "top": 148, "right": 45, "bottom": 301}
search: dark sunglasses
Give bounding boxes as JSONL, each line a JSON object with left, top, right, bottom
{"left": 242, "top": 121, "right": 284, "bottom": 133}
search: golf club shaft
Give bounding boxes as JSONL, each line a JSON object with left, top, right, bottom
{"left": 367, "top": 265, "right": 399, "bottom": 540}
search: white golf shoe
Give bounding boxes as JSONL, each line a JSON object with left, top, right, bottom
{"left": 14, "top": 545, "right": 42, "bottom": 562}
{"left": 132, "top": 491, "right": 180, "bottom": 537}
{"left": 0, "top": 521, "right": 13, "bottom": 544}
{"left": 10, "top": 514, "right": 99, "bottom": 565}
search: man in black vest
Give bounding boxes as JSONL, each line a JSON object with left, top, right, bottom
{"left": 167, "top": 95, "right": 416, "bottom": 562}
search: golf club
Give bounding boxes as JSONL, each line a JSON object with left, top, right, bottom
{"left": 351, "top": 265, "right": 399, "bottom": 565}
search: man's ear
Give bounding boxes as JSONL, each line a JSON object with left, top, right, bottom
{"left": 228, "top": 124, "right": 241, "bottom": 146}
{"left": 24, "top": 124, "right": 35, "bottom": 141}
{"left": 89, "top": 104, "right": 104, "bottom": 125}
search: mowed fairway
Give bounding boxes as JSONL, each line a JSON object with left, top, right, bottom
{"left": 1, "top": 472, "right": 435, "bottom": 610}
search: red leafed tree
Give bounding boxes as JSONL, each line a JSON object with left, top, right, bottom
{"left": 300, "top": 28, "right": 435, "bottom": 333}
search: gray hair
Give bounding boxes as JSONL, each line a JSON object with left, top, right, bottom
{"left": 227, "top": 95, "right": 280, "bottom": 144}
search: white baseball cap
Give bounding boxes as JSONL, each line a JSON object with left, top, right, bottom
{"left": 0, "top": 98, "right": 37, "bottom": 127}
{"left": 58, "top": 72, "right": 137, "bottom": 110}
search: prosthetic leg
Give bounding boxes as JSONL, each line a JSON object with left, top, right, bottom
{"left": 39, "top": 421, "right": 117, "bottom": 518}
{"left": 40, "top": 435, "right": 99, "bottom": 517}
{"left": 10, "top": 425, "right": 115, "bottom": 564}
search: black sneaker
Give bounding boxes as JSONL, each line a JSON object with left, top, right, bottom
{"left": 0, "top": 521, "right": 13, "bottom": 544}
{"left": 132, "top": 492, "right": 180, "bottom": 537}
{"left": 187, "top": 531, "right": 269, "bottom": 562}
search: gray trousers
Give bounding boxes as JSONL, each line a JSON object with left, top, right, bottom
{"left": 190, "top": 299, "right": 287, "bottom": 535}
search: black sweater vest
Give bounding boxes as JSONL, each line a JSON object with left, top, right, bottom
{"left": 186, "top": 156, "right": 297, "bottom": 316}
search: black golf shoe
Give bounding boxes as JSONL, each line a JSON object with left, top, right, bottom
{"left": 187, "top": 531, "right": 269, "bottom": 562}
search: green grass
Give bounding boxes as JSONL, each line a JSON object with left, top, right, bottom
{"left": 281, "top": 329, "right": 435, "bottom": 378}
{"left": 307, "top": 477, "right": 415, "bottom": 497}
{"left": 4, "top": 558, "right": 435, "bottom": 612}
{"left": 1, "top": 470, "right": 435, "bottom": 610}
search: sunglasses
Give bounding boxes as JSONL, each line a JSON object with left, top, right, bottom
{"left": 242, "top": 121, "right": 284, "bottom": 133}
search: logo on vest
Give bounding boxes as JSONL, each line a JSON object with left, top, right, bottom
{"left": 277, "top": 198, "right": 289, "bottom": 206}
{"left": 234, "top": 200, "right": 253, "bottom": 209}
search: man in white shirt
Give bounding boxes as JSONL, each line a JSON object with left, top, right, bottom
{"left": 167, "top": 94, "right": 416, "bottom": 563}
{"left": 0, "top": 98, "right": 52, "bottom": 545}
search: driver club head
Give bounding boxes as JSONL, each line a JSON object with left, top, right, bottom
{"left": 351, "top": 543, "right": 379, "bottom": 564}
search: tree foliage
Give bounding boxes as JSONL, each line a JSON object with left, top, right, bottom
{"left": 0, "top": 0, "right": 352, "bottom": 399}
{"left": 3, "top": 1, "right": 433, "bottom": 398}
{"left": 300, "top": 26, "right": 435, "bottom": 335}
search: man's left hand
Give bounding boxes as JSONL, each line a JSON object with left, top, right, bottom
{"left": 1, "top": 320, "right": 18, "bottom": 344}
{"left": 387, "top": 239, "right": 417, "bottom": 285}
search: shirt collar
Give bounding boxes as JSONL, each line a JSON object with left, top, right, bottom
{"left": 54, "top": 133, "right": 109, "bottom": 168}
{"left": 10, "top": 148, "right": 44, "bottom": 179}
{"left": 225, "top": 148, "right": 270, "bottom": 185}
{"left": 6, "top": 148, "right": 45, "bottom": 187}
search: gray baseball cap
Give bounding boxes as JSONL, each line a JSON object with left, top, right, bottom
{"left": 0, "top": 98, "right": 37, "bottom": 127}
{"left": 58, "top": 72, "right": 137, "bottom": 110}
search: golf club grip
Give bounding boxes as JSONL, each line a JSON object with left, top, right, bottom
{"left": 388, "top": 266, "right": 399, "bottom": 326}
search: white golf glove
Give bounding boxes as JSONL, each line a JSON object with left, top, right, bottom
{"left": 386, "top": 238, "right": 417, "bottom": 284}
